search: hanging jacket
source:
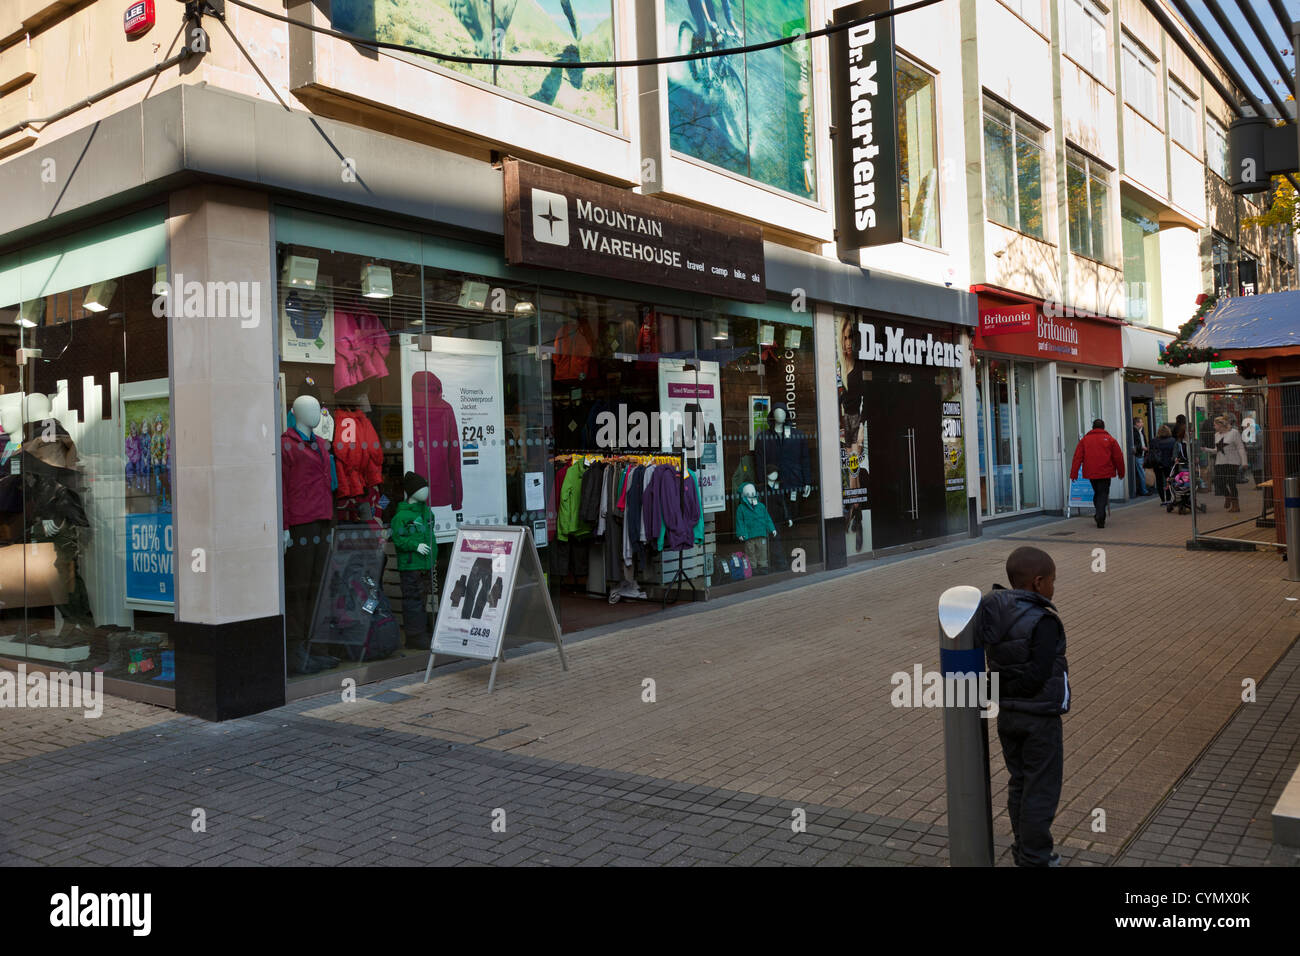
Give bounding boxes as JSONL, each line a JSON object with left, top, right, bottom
{"left": 1069, "top": 427, "right": 1125, "bottom": 480}
{"left": 557, "top": 459, "right": 591, "bottom": 541}
{"left": 754, "top": 403, "right": 812, "bottom": 489}
{"left": 643, "top": 465, "right": 701, "bottom": 552}
{"left": 579, "top": 461, "right": 605, "bottom": 524}
{"left": 623, "top": 465, "right": 645, "bottom": 567}
{"left": 390, "top": 499, "right": 436, "bottom": 571}
{"left": 411, "top": 371, "right": 463, "bottom": 510}
{"left": 281, "top": 426, "right": 334, "bottom": 528}
{"left": 334, "top": 307, "right": 391, "bottom": 390}
{"left": 976, "top": 585, "right": 1070, "bottom": 716}
{"left": 735, "top": 496, "right": 777, "bottom": 541}
{"left": 553, "top": 320, "right": 595, "bottom": 381}
{"left": 333, "top": 411, "right": 384, "bottom": 498}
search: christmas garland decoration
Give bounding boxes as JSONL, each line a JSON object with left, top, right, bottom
{"left": 1161, "top": 292, "right": 1224, "bottom": 366}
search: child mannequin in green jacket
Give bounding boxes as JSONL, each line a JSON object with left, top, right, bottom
{"left": 735, "top": 481, "right": 778, "bottom": 571}
{"left": 392, "top": 471, "right": 437, "bottom": 650}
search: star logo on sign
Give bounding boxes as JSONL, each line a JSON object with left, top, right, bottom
{"left": 531, "top": 188, "right": 570, "bottom": 246}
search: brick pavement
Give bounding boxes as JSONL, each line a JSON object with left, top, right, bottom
{"left": 0, "top": 498, "right": 1296, "bottom": 866}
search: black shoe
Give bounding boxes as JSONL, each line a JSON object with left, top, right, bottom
{"left": 1048, "top": 852, "right": 1061, "bottom": 867}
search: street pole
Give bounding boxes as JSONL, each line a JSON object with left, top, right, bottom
{"left": 938, "top": 585, "right": 994, "bottom": 867}
{"left": 1286, "top": 477, "right": 1300, "bottom": 582}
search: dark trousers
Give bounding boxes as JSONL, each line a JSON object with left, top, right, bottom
{"left": 399, "top": 569, "right": 431, "bottom": 648}
{"left": 997, "top": 709, "right": 1064, "bottom": 867}
{"left": 1089, "top": 479, "right": 1110, "bottom": 523}
{"left": 284, "top": 519, "right": 331, "bottom": 648}
{"left": 1152, "top": 464, "right": 1169, "bottom": 503}
{"left": 1214, "top": 464, "right": 1239, "bottom": 502}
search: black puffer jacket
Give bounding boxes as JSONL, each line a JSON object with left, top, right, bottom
{"left": 975, "top": 585, "right": 1070, "bottom": 715}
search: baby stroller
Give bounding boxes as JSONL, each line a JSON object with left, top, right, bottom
{"left": 1165, "top": 458, "right": 1206, "bottom": 515}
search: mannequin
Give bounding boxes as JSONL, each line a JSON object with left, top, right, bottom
{"left": 282, "top": 394, "right": 337, "bottom": 674}
{"left": 0, "top": 406, "right": 20, "bottom": 469}
{"left": 734, "top": 481, "right": 778, "bottom": 571}
{"left": 755, "top": 404, "right": 812, "bottom": 530}
{"left": 392, "top": 471, "right": 437, "bottom": 650}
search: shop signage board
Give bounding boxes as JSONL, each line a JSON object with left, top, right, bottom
{"left": 978, "top": 304, "right": 1035, "bottom": 336}
{"left": 503, "top": 159, "right": 765, "bottom": 303}
{"left": 829, "top": 0, "right": 902, "bottom": 254}
{"left": 972, "top": 306, "right": 1123, "bottom": 368}
{"left": 399, "top": 335, "right": 507, "bottom": 543}
{"left": 855, "top": 320, "right": 965, "bottom": 368}
{"left": 425, "top": 525, "right": 567, "bottom": 693}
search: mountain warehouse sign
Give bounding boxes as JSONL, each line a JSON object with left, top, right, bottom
{"left": 504, "top": 159, "right": 766, "bottom": 302}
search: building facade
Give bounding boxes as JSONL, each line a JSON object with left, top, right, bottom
{"left": 0, "top": 0, "right": 1290, "bottom": 717}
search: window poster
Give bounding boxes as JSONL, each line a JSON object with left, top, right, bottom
{"left": 332, "top": 1, "right": 618, "bottom": 128}
{"left": 279, "top": 280, "right": 336, "bottom": 364}
{"left": 122, "top": 381, "right": 174, "bottom": 608}
{"left": 836, "top": 314, "right": 870, "bottom": 556}
{"left": 658, "top": 358, "right": 726, "bottom": 512}
{"left": 400, "top": 336, "right": 508, "bottom": 542}
{"left": 665, "top": 0, "right": 815, "bottom": 198}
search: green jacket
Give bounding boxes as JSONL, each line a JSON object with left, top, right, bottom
{"left": 557, "top": 459, "right": 591, "bottom": 542}
{"left": 391, "top": 499, "right": 436, "bottom": 571}
{"left": 734, "top": 497, "right": 776, "bottom": 541}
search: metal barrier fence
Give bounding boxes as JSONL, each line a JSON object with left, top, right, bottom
{"left": 1183, "top": 383, "right": 1300, "bottom": 553}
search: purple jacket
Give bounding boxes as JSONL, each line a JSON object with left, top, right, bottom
{"left": 281, "top": 427, "right": 333, "bottom": 528}
{"left": 642, "top": 465, "right": 700, "bottom": 552}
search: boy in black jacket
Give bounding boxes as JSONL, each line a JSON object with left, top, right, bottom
{"left": 977, "top": 546, "right": 1070, "bottom": 867}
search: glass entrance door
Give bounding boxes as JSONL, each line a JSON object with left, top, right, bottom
{"left": 1060, "top": 377, "right": 1103, "bottom": 500}
{"left": 976, "top": 358, "right": 1042, "bottom": 516}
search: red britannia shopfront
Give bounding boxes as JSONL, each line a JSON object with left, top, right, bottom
{"left": 972, "top": 288, "right": 1124, "bottom": 518}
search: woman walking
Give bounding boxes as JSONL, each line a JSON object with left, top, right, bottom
{"left": 1149, "top": 424, "right": 1177, "bottom": 504}
{"left": 1213, "top": 416, "right": 1248, "bottom": 512}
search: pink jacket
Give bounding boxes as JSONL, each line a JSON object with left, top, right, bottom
{"left": 411, "top": 371, "right": 463, "bottom": 510}
{"left": 334, "top": 308, "right": 391, "bottom": 390}
{"left": 281, "top": 427, "right": 334, "bottom": 527}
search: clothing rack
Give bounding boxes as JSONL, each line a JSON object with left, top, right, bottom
{"left": 662, "top": 449, "right": 696, "bottom": 608}
{"left": 550, "top": 451, "right": 684, "bottom": 467}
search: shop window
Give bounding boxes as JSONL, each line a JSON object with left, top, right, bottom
{"left": 664, "top": 0, "right": 816, "bottom": 199}
{"left": 1066, "top": 146, "right": 1113, "bottom": 263}
{"left": 331, "top": 1, "right": 618, "bottom": 128}
{"left": 898, "top": 56, "right": 941, "bottom": 248}
{"left": 0, "top": 211, "right": 175, "bottom": 692}
{"left": 984, "top": 97, "right": 1046, "bottom": 239}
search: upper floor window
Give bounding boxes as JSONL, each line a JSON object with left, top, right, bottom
{"left": 1121, "top": 34, "right": 1161, "bottom": 124}
{"left": 1065, "top": 0, "right": 1109, "bottom": 80}
{"left": 1168, "top": 80, "right": 1199, "bottom": 151}
{"left": 1206, "top": 115, "right": 1229, "bottom": 179}
{"left": 331, "top": 0, "right": 618, "bottom": 129}
{"left": 1002, "top": 0, "right": 1046, "bottom": 32}
{"left": 664, "top": 0, "right": 816, "bottom": 199}
{"left": 1066, "top": 147, "right": 1113, "bottom": 262}
{"left": 984, "top": 97, "right": 1047, "bottom": 239}
{"left": 898, "top": 56, "right": 941, "bottom": 247}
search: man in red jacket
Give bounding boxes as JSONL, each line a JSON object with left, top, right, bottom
{"left": 1070, "top": 418, "right": 1126, "bottom": 528}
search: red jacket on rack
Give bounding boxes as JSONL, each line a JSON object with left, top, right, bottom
{"left": 333, "top": 410, "right": 383, "bottom": 498}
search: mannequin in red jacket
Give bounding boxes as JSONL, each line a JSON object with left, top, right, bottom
{"left": 1070, "top": 419, "right": 1125, "bottom": 529}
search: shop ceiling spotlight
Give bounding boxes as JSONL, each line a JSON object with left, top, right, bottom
{"left": 784, "top": 329, "right": 802, "bottom": 349}
{"left": 458, "top": 280, "right": 489, "bottom": 311}
{"left": 758, "top": 323, "right": 775, "bottom": 346}
{"left": 282, "top": 255, "right": 319, "bottom": 290}
{"left": 713, "top": 317, "right": 729, "bottom": 340}
{"left": 83, "top": 279, "right": 117, "bottom": 313}
{"left": 514, "top": 300, "right": 536, "bottom": 316}
{"left": 361, "top": 263, "right": 394, "bottom": 298}
{"left": 16, "top": 300, "right": 43, "bottom": 328}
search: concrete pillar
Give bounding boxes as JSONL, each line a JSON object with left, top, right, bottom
{"left": 167, "top": 184, "right": 284, "bottom": 719}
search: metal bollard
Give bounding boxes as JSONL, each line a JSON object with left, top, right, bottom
{"left": 939, "top": 585, "right": 995, "bottom": 867}
{"left": 1287, "top": 477, "right": 1300, "bottom": 582}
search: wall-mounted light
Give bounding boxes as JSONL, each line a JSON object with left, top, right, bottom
{"left": 16, "top": 300, "right": 43, "bottom": 328}
{"left": 458, "top": 280, "right": 489, "bottom": 310}
{"left": 282, "top": 255, "right": 319, "bottom": 290}
{"left": 784, "top": 328, "right": 802, "bottom": 349}
{"left": 361, "top": 263, "right": 394, "bottom": 298}
{"left": 713, "top": 317, "right": 729, "bottom": 341}
{"left": 83, "top": 279, "right": 117, "bottom": 313}
{"left": 758, "top": 323, "right": 775, "bottom": 346}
